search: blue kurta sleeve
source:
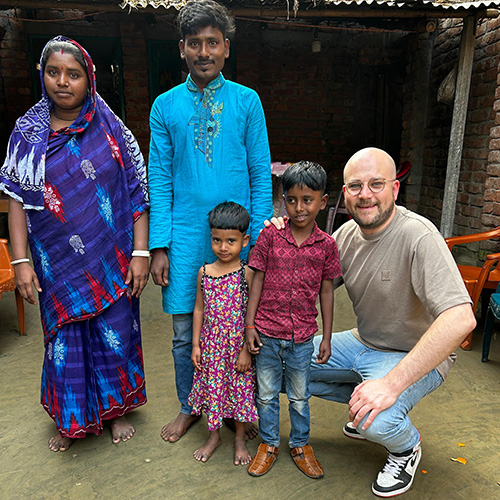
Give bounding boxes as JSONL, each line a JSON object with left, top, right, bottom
{"left": 245, "top": 93, "right": 272, "bottom": 246}
{"left": 148, "top": 97, "right": 174, "bottom": 250}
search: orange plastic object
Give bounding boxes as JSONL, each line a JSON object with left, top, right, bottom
{"left": 0, "top": 238, "right": 26, "bottom": 335}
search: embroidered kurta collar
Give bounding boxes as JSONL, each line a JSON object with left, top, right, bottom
{"left": 186, "top": 73, "right": 226, "bottom": 167}
{"left": 186, "top": 73, "right": 225, "bottom": 93}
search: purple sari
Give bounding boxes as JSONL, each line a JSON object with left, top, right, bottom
{"left": 0, "top": 36, "right": 149, "bottom": 437}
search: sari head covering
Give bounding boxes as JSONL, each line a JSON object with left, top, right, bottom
{"left": 0, "top": 36, "right": 149, "bottom": 342}
{"left": 1, "top": 36, "right": 99, "bottom": 209}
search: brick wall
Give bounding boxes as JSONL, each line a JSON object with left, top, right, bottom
{"left": 0, "top": 11, "right": 32, "bottom": 155}
{"left": 408, "top": 17, "right": 500, "bottom": 262}
{"left": 119, "top": 14, "right": 151, "bottom": 157}
{"left": 236, "top": 22, "right": 408, "bottom": 194}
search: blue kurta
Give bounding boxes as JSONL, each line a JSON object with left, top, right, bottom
{"left": 149, "top": 74, "right": 272, "bottom": 314}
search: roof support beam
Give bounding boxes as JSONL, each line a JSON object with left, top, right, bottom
{"left": 440, "top": 14, "right": 476, "bottom": 238}
{"left": 0, "top": 1, "right": 498, "bottom": 20}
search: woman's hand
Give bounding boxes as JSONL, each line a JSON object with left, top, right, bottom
{"left": 14, "top": 262, "right": 42, "bottom": 304}
{"left": 126, "top": 257, "right": 149, "bottom": 297}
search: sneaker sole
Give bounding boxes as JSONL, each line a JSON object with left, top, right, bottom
{"left": 371, "top": 447, "right": 422, "bottom": 498}
{"left": 342, "top": 428, "right": 366, "bottom": 440}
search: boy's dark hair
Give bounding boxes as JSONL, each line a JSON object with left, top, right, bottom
{"left": 178, "top": 0, "right": 236, "bottom": 40}
{"left": 209, "top": 201, "right": 250, "bottom": 233}
{"left": 282, "top": 161, "right": 328, "bottom": 195}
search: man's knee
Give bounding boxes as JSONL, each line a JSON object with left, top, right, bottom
{"left": 358, "top": 406, "right": 407, "bottom": 443}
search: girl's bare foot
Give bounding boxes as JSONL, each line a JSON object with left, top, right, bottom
{"left": 193, "top": 430, "right": 221, "bottom": 463}
{"left": 110, "top": 416, "right": 135, "bottom": 444}
{"left": 48, "top": 432, "right": 74, "bottom": 452}
{"left": 161, "top": 413, "right": 201, "bottom": 442}
{"left": 234, "top": 435, "right": 252, "bottom": 465}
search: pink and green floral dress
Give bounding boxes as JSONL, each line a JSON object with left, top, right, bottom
{"left": 188, "top": 262, "right": 258, "bottom": 430}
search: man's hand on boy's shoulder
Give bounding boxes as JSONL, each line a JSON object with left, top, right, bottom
{"left": 262, "top": 216, "right": 287, "bottom": 232}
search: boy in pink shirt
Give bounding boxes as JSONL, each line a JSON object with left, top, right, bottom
{"left": 245, "top": 161, "right": 341, "bottom": 479}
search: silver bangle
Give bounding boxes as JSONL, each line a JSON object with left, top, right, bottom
{"left": 10, "top": 258, "right": 30, "bottom": 266}
{"left": 132, "top": 250, "right": 150, "bottom": 258}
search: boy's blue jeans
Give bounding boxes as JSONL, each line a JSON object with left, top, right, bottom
{"left": 172, "top": 313, "right": 194, "bottom": 415}
{"left": 309, "top": 332, "right": 444, "bottom": 454}
{"left": 255, "top": 334, "right": 314, "bottom": 449}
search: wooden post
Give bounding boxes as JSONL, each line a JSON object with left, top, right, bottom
{"left": 440, "top": 15, "right": 476, "bottom": 238}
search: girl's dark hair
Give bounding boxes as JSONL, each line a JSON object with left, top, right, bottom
{"left": 42, "top": 41, "right": 86, "bottom": 71}
{"left": 282, "top": 161, "right": 328, "bottom": 195}
{"left": 178, "top": 0, "right": 236, "bottom": 40}
{"left": 209, "top": 201, "right": 250, "bottom": 233}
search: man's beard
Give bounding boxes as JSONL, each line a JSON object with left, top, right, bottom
{"left": 349, "top": 200, "right": 395, "bottom": 231}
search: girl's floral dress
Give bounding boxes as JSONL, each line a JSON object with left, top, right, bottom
{"left": 188, "top": 262, "right": 258, "bottom": 430}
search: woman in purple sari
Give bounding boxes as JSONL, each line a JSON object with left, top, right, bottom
{"left": 0, "top": 36, "right": 149, "bottom": 451}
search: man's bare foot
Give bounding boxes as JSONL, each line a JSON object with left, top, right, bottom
{"left": 223, "top": 418, "right": 259, "bottom": 440}
{"left": 161, "top": 413, "right": 201, "bottom": 443}
{"left": 193, "top": 431, "right": 221, "bottom": 463}
{"left": 48, "top": 432, "right": 74, "bottom": 452}
{"left": 234, "top": 435, "right": 252, "bottom": 465}
{"left": 110, "top": 416, "right": 135, "bottom": 444}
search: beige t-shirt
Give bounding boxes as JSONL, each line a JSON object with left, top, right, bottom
{"left": 333, "top": 206, "right": 471, "bottom": 379}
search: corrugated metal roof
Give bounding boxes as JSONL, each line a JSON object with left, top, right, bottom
{"left": 120, "top": 0, "right": 500, "bottom": 10}
{"left": 324, "top": 0, "right": 500, "bottom": 9}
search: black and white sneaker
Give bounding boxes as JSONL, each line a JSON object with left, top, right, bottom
{"left": 342, "top": 422, "right": 366, "bottom": 440}
{"left": 372, "top": 441, "right": 422, "bottom": 497}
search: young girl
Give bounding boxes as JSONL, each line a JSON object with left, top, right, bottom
{"left": 188, "top": 201, "right": 258, "bottom": 465}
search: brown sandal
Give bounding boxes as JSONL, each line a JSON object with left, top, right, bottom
{"left": 290, "top": 444, "right": 324, "bottom": 479}
{"left": 247, "top": 443, "right": 279, "bottom": 477}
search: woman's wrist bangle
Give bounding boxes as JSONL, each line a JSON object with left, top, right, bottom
{"left": 132, "top": 250, "right": 150, "bottom": 258}
{"left": 245, "top": 325, "right": 256, "bottom": 329}
{"left": 10, "top": 258, "right": 30, "bottom": 266}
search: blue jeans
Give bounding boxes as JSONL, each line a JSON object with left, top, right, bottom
{"left": 172, "top": 313, "right": 194, "bottom": 415}
{"left": 255, "top": 334, "right": 314, "bottom": 448}
{"left": 310, "top": 332, "right": 443, "bottom": 453}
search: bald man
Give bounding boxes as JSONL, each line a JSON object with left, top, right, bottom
{"left": 307, "top": 148, "right": 475, "bottom": 497}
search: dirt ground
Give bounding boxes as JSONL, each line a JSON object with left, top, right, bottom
{"left": 1, "top": 283, "right": 499, "bottom": 500}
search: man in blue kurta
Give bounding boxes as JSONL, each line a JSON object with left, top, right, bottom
{"left": 148, "top": 0, "right": 272, "bottom": 444}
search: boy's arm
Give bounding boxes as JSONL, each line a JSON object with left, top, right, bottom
{"left": 191, "top": 268, "right": 204, "bottom": 370}
{"left": 245, "top": 269, "right": 265, "bottom": 355}
{"left": 316, "top": 278, "right": 334, "bottom": 364}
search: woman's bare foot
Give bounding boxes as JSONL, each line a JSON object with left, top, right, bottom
{"left": 48, "top": 432, "right": 74, "bottom": 452}
{"left": 234, "top": 435, "right": 252, "bottom": 465}
{"left": 193, "top": 431, "right": 221, "bottom": 463}
{"left": 161, "top": 413, "right": 201, "bottom": 443}
{"left": 110, "top": 416, "right": 135, "bottom": 444}
{"left": 223, "top": 418, "right": 259, "bottom": 440}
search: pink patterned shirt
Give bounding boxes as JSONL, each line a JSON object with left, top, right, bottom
{"left": 249, "top": 221, "right": 341, "bottom": 343}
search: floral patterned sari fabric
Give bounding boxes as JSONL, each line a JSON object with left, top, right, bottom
{"left": 0, "top": 36, "right": 149, "bottom": 437}
{"left": 188, "top": 262, "right": 258, "bottom": 431}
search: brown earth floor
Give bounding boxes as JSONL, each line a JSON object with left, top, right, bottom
{"left": 1, "top": 282, "right": 499, "bottom": 500}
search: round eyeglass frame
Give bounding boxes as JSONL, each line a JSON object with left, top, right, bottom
{"left": 344, "top": 178, "right": 396, "bottom": 196}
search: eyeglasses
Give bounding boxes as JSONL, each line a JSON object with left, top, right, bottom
{"left": 344, "top": 178, "right": 396, "bottom": 196}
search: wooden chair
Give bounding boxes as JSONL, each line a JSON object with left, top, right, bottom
{"left": 325, "top": 190, "right": 349, "bottom": 235}
{"left": 445, "top": 227, "right": 500, "bottom": 350}
{"left": 0, "top": 238, "right": 26, "bottom": 335}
